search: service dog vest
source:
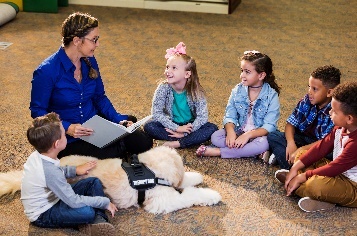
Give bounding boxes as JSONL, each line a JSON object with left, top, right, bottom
{"left": 121, "top": 154, "right": 171, "bottom": 205}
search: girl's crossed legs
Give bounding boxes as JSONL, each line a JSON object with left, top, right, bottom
{"left": 144, "top": 120, "right": 218, "bottom": 148}
{"left": 197, "top": 128, "right": 268, "bottom": 158}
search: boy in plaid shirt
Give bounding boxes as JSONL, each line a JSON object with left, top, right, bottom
{"left": 265, "top": 65, "right": 341, "bottom": 169}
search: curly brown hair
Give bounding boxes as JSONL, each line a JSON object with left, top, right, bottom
{"left": 311, "top": 65, "right": 341, "bottom": 89}
{"left": 332, "top": 82, "right": 357, "bottom": 116}
{"left": 27, "top": 112, "right": 62, "bottom": 153}
{"left": 241, "top": 51, "right": 281, "bottom": 95}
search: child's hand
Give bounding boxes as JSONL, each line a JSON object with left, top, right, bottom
{"left": 176, "top": 123, "right": 193, "bottom": 134}
{"left": 285, "top": 173, "right": 307, "bottom": 196}
{"left": 225, "top": 132, "right": 237, "bottom": 148}
{"left": 289, "top": 147, "right": 305, "bottom": 164}
{"left": 286, "top": 142, "right": 297, "bottom": 164}
{"left": 233, "top": 133, "right": 250, "bottom": 148}
{"left": 284, "top": 168, "right": 298, "bottom": 191}
{"left": 75, "top": 161, "right": 97, "bottom": 176}
{"left": 107, "top": 202, "right": 118, "bottom": 217}
{"left": 165, "top": 128, "right": 185, "bottom": 138}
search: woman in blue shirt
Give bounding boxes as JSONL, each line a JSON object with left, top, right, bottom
{"left": 30, "top": 12, "right": 153, "bottom": 159}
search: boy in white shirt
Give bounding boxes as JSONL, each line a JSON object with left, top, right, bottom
{"left": 21, "top": 112, "right": 117, "bottom": 235}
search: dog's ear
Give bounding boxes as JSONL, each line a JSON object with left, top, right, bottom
{"left": 139, "top": 146, "right": 185, "bottom": 187}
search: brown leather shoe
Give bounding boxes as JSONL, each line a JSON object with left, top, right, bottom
{"left": 274, "top": 169, "right": 289, "bottom": 184}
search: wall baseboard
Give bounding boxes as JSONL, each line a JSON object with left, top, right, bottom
{"left": 68, "top": 0, "right": 230, "bottom": 14}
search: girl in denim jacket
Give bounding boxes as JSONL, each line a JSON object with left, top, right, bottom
{"left": 196, "top": 51, "right": 280, "bottom": 158}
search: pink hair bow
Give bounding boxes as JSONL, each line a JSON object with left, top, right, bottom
{"left": 165, "top": 42, "right": 186, "bottom": 59}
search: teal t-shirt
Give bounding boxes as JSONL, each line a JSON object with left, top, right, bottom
{"left": 172, "top": 90, "right": 193, "bottom": 124}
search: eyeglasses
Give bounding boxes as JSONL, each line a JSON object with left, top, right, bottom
{"left": 84, "top": 36, "right": 100, "bottom": 44}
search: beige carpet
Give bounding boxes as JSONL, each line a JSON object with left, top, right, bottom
{"left": 0, "top": 0, "right": 356, "bottom": 235}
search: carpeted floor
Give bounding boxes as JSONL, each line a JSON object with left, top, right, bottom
{"left": 0, "top": 0, "right": 356, "bottom": 235}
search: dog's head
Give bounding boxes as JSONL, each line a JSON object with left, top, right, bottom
{"left": 138, "top": 146, "right": 185, "bottom": 188}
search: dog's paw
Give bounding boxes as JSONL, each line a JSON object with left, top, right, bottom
{"left": 182, "top": 187, "right": 222, "bottom": 206}
{"left": 197, "top": 188, "right": 222, "bottom": 206}
{"left": 178, "top": 172, "right": 203, "bottom": 188}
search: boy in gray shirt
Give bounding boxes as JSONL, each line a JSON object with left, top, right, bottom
{"left": 21, "top": 112, "right": 117, "bottom": 235}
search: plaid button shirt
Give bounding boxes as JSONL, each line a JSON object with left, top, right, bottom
{"left": 287, "top": 94, "right": 334, "bottom": 140}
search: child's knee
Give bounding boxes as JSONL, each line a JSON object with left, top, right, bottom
{"left": 294, "top": 149, "right": 308, "bottom": 162}
{"left": 143, "top": 122, "right": 155, "bottom": 132}
{"left": 211, "top": 131, "right": 225, "bottom": 147}
{"left": 267, "top": 131, "right": 283, "bottom": 142}
{"left": 302, "top": 176, "right": 330, "bottom": 197}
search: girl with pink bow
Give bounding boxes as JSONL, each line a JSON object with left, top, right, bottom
{"left": 144, "top": 42, "right": 218, "bottom": 148}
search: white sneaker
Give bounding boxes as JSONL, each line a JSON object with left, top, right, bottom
{"left": 268, "top": 153, "right": 277, "bottom": 165}
{"left": 298, "top": 197, "right": 335, "bottom": 212}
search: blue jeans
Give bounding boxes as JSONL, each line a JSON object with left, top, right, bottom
{"left": 144, "top": 121, "right": 218, "bottom": 148}
{"left": 267, "top": 130, "right": 316, "bottom": 169}
{"left": 32, "top": 177, "right": 108, "bottom": 228}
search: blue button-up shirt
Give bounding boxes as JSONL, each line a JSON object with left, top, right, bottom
{"left": 30, "top": 47, "right": 128, "bottom": 143}
{"left": 287, "top": 94, "right": 334, "bottom": 140}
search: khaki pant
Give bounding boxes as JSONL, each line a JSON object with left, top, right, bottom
{"left": 295, "top": 151, "right": 357, "bottom": 207}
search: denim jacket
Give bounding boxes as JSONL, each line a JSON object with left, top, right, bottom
{"left": 223, "top": 82, "right": 280, "bottom": 133}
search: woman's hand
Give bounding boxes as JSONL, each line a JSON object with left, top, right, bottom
{"left": 75, "top": 161, "right": 97, "bottom": 175}
{"left": 67, "top": 124, "right": 93, "bottom": 138}
{"left": 119, "top": 120, "right": 134, "bottom": 127}
{"left": 107, "top": 202, "right": 118, "bottom": 217}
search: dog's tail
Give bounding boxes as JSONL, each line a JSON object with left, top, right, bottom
{"left": 0, "top": 170, "right": 23, "bottom": 197}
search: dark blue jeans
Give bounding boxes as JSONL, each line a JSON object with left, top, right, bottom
{"left": 267, "top": 130, "right": 317, "bottom": 169}
{"left": 32, "top": 177, "right": 108, "bottom": 228}
{"left": 144, "top": 121, "right": 218, "bottom": 148}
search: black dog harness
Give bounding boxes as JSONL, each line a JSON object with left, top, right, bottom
{"left": 121, "top": 154, "right": 171, "bottom": 205}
